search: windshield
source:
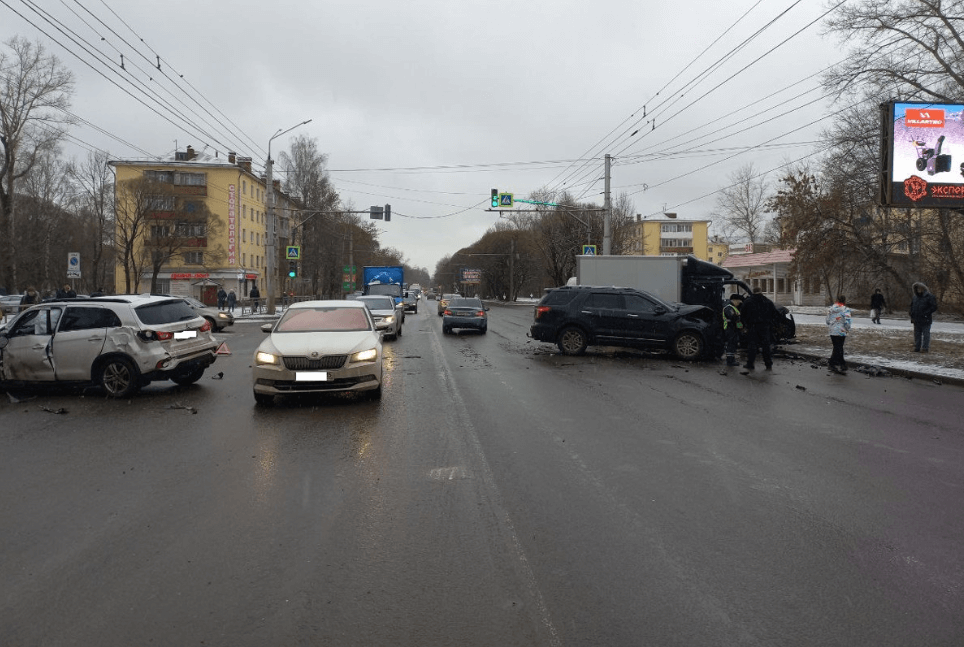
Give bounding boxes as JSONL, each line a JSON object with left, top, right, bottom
{"left": 358, "top": 297, "right": 395, "bottom": 311}
{"left": 367, "top": 284, "right": 401, "bottom": 297}
{"left": 276, "top": 307, "right": 372, "bottom": 332}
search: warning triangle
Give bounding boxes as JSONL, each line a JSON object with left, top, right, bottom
{"left": 215, "top": 342, "right": 232, "bottom": 355}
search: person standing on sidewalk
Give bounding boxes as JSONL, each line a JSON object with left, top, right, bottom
{"left": 827, "top": 295, "right": 852, "bottom": 374}
{"left": 722, "top": 293, "right": 744, "bottom": 367}
{"left": 740, "top": 287, "right": 777, "bottom": 370}
{"left": 909, "top": 282, "right": 938, "bottom": 352}
{"left": 249, "top": 284, "right": 261, "bottom": 314}
{"left": 227, "top": 289, "right": 237, "bottom": 313}
{"left": 217, "top": 286, "right": 227, "bottom": 310}
{"left": 870, "top": 288, "right": 886, "bottom": 324}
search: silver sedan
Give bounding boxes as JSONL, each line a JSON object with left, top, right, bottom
{"left": 252, "top": 300, "right": 383, "bottom": 405}
{"left": 354, "top": 295, "right": 403, "bottom": 340}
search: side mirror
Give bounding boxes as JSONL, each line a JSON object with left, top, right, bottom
{"left": 654, "top": 306, "right": 667, "bottom": 315}
{"left": 260, "top": 323, "right": 273, "bottom": 333}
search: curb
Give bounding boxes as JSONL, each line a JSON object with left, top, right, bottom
{"left": 777, "top": 348, "right": 964, "bottom": 387}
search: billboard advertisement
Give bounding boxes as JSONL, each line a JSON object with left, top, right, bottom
{"left": 880, "top": 102, "right": 964, "bottom": 208}
{"left": 460, "top": 268, "right": 482, "bottom": 284}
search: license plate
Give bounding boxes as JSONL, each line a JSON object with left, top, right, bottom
{"left": 174, "top": 330, "right": 197, "bottom": 339}
{"left": 295, "top": 372, "right": 328, "bottom": 382}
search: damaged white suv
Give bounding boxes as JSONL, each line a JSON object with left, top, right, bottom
{"left": 0, "top": 295, "right": 219, "bottom": 398}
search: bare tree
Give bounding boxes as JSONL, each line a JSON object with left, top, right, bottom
{"left": 822, "top": 0, "right": 964, "bottom": 104}
{"left": 0, "top": 36, "right": 74, "bottom": 292}
{"left": 68, "top": 151, "right": 114, "bottom": 292}
{"left": 114, "top": 177, "right": 166, "bottom": 293}
{"left": 141, "top": 199, "right": 224, "bottom": 294}
{"left": 712, "top": 164, "right": 771, "bottom": 243}
{"left": 17, "top": 148, "right": 72, "bottom": 292}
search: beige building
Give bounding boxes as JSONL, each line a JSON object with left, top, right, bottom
{"left": 624, "top": 214, "right": 715, "bottom": 262}
{"left": 111, "top": 147, "right": 299, "bottom": 304}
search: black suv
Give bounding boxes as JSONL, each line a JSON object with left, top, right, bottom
{"left": 529, "top": 286, "right": 721, "bottom": 360}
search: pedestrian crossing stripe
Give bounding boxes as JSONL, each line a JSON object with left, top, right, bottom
{"left": 216, "top": 342, "right": 232, "bottom": 355}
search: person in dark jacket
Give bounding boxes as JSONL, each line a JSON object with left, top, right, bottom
{"left": 227, "top": 290, "right": 237, "bottom": 313}
{"left": 909, "top": 282, "right": 938, "bottom": 352}
{"left": 249, "top": 285, "right": 261, "bottom": 313}
{"left": 19, "top": 286, "right": 41, "bottom": 309}
{"left": 217, "top": 287, "right": 227, "bottom": 310}
{"left": 870, "top": 288, "right": 886, "bottom": 324}
{"left": 722, "top": 293, "right": 744, "bottom": 367}
{"left": 740, "top": 287, "right": 778, "bottom": 370}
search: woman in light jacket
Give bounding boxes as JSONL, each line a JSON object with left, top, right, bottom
{"left": 826, "top": 295, "right": 852, "bottom": 374}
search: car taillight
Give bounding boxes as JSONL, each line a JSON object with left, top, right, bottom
{"left": 199, "top": 319, "right": 212, "bottom": 332}
{"left": 476, "top": 310, "right": 485, "bottom": 317}
{"left": 535, "top": 305, "right": 551, "bottom": 319}
{"left": 444, "top": 309, "right": 452, "bottom": 315}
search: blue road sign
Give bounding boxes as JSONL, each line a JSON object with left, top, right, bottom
{"left": 582, "top": 245, "right": 597, "bottom": 255}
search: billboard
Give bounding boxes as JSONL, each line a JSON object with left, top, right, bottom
{"left": 880, "top": 101, "right": 964, "bottom": 208}
{"left": 460, "top": 268, "right": 482, "bottom": 284}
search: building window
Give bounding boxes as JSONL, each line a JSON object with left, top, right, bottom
{"left": 242, "top": 229, "right": 246, "bottom": 243}
{"left": 661, "top": 223, "right": 693, "bottom": 233}
{"left": 150, "top": 225, "right": 170, "bottom": 238}
{"left": 174, "top": 172, "right": 206, "bottom": 186}
{"left": 243, "top": 180, "right": 247, "bottom": 195}
{"left": 183, "top": 251, "right": 203, "bottom": 264}
{"left": 175, "top": 222, "right": 206, "bottom": 237}
{"left": 242, "top": 253, "right": 246, "bottom": 265}
{"left": 147, "top": 195, "right": 175, "bottom": 211}
{"left": 145, "top": 170, "right": 174, "bottom": 183}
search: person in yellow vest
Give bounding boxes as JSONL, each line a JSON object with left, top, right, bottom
{"left": 723, "top": 293, "right": 744, "bottom": 367}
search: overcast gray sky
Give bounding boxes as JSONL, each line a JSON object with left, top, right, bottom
{"left": 1, "top": 0, "right": 844, "bottom": 272}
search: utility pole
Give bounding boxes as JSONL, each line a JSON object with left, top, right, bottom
{"left": 265, "top": 119, "right": 311, "bottom": 314}
{"left": 509, "top": 238, "right": 515, "bottom": 302}
{"left": 603, "top": 153, "right": 612, "bottom": 255}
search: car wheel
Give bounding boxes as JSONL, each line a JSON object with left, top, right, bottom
{"left": 98, "top": 357, "right": 139, "bottom": 398}
{"left": 916, "top": 157, "right": 927, "bottom": 171}
{"left": 254, "top": 392, "right": 274, "bottom": 406}
{"left": 557, "top": 326, "right": 588, "bottom": 355}
{"left": 673, "top": 330, "right": 704, "bottom": 360}
{"left": 204, "top": 316, "right": 219, "bottom": 332}
{"left": 171, "top": 365, "right": 205, "bottom": 385}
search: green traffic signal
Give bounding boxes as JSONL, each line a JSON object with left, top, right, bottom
{"left": 288, "top": 260, "right": 297, "bottom": 278}
{"left": 491, "top": 188, "right": 498, "bottom": 208}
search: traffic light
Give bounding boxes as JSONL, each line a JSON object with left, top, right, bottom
{"left": 491, "top": 189, "right": 499, "bottom": 208}
{"left": 384, "top": 204, "right": 391, "bottom": 222}
{"left": 288, "top": 260, "right": 297, "bottom": 278}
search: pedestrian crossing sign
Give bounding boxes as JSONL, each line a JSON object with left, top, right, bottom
{"left": 582, "top": 245, "right": 597, "bottom": 255}
{"left": 286, "top": 246, "right": 301, "bottom": 260}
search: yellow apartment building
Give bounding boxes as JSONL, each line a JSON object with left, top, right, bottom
{"left": 111, "top": 146, "right": 298, "bottom": 304}
{"left": 624, "top": 214, "right": 714, "bottom": 261}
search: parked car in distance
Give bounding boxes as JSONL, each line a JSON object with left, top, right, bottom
{"left": 355, "top": 295, "right": 403, "bottom": 340}
{"left": 442, "top": 297, "right": 488, "bottom": 334}
{"left": 0, "top": 295, "right": 220, "bottom": 397}
{"left": 252, "top": 300, "right": 383, "bottom": 405}
{"left": 437, "top": 293, "right": 460, "bottom": 316}
{"left": 0, "top": 294, "right": 23, "bottom": 317}
{"left": 529, "top": 285, "right": 721, "bottom": 360}
{"left": 182, "top": 296, "right": 234, "bottom": 332}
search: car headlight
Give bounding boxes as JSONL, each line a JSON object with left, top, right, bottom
{"left": 218, "top": 312, "right": 230, "bottom": 320}
{"left": 384, "top": 316, "right": 394, "bottom": 324}
{"left": 351, "top": 348, "right": 378, "bottom": 363}
{"left": 255, "top": 351, "right": 279, "bottom": 365}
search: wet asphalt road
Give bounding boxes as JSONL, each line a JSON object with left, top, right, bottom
{"left": 2, "top": 301, "right": 963, "bottom": 646}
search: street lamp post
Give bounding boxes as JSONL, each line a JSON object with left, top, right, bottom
{"left": 265, "top": 119, "right": 311, "bottom": 314}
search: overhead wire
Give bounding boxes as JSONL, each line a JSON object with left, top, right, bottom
{"left": 86, "top": 0, "right": 268, "bottom": 161}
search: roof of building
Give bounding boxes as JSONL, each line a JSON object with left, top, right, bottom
{"left": 722, "top": 249, "right": 794, "bottom": 268}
